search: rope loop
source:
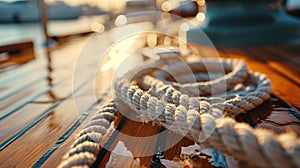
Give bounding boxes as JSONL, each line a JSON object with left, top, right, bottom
{"left": 60, "top": 58, "right": 299, "bottom": 168}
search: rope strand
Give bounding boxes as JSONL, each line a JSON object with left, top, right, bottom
{"left": 58, "top": 101, "right": 118, "bottom": 168}
{"left": 113, "top": 58, "right": 299, "bottom": 167}
{"left": 59, "top": 58, "right": 299, "bottom": 168}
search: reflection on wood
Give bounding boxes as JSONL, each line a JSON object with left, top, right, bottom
{"left": 0, "top": 34, "right": 300, "bottom": 168}
{"left": 236, "top": 96, "right": 300, "bottom": 136}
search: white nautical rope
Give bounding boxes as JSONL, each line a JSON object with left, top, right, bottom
{"left": 58, "top": 101, "right": 118, "bottom": 168}
{"left": 59, "top": 58, "right": 300, "bottom": 168}
{"left": 114, "top": 58, "right": 299, "bottom": 168}
{"left": 141, "top": 72, "right": 271, "bottom": 117}
{"left": 154, "top": 59, "right": 249, "bottom": 96}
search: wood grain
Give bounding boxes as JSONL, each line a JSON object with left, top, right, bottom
{"left": 1, "top": 34, "right": 300, "bottom": 168}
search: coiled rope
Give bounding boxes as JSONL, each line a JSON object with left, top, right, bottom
{"left": 59, "top": 58, "right": 300, "bottom": 168}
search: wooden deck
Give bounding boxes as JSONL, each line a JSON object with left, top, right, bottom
{"left": 0, "top": 26, "right": 300, "bottom": 167}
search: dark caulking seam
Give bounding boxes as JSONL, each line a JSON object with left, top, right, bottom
{"left": 91, "top": 116, "right": 127, "bottom": 168}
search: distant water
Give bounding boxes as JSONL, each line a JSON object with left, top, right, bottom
{"left": 0, "top": 23, "right": 44, "bottom": 47}
{"left": 0, "top": 15, "right": 108, "bottom": 47}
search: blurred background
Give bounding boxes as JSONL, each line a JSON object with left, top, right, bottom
{"left": 0, "top": 0, "right": 300, "bottom": 69}
{"left": 1, "top": 0, "right": 300, "bottom": 44}
{"left": 1, "top": 1, "right": 300, "bottom": 167}
{"left": 0, "top": 0, "right": 300, "bottom": 45}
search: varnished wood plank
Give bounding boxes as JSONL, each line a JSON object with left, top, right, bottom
{"left": 0, "top": 50, "right": 110, "bottom": 167}
{"left": 0, "top": 30, "right": 136, "bottom": 167}
{"left": 0, "top": 75, "right": 46, "bottom": 101}
{"left": 0, "top": 76, "right": 78, "bottom": 144}
{"left": 0, "top": 76, "right": 69, "bottom": 120}
{"left": 266, "top": 46, "right": 300, "bottom": 65}
{"left": 0, "top": 64, "right": 101, "bottom": 167}
{"left": 0, "top": 40, "right": 33, "bottom": 53}
{"left": 96, "top": 106, "right": 162, "bottom": 167}
{"left": 0, "top": 102, "right": 54, "bottom": 145}
{"left": 0, "top": 45, "right": 82, "bottom": 102}
{"left": 2, "top": 67, "right": 45, "bottom": 93}
{"left": 247, "top": 47, "right": 300, "bottom": 85}
{"left": 0, "top": 36, "right": 90, "bottom": 118}
{"left": 0, "top": 49, "right": 35, "bottom": 68}
{"left": 0, "top": 80, "right": 51, "bottom": 118}
{"left": 273, "top": 44, "right": 300, "bottom": 60}
{"left": 0, "top": 94, "right": 95, "bottom": 167}
{"left": 0, "top": 60, "right": 45, "bottom": 85}
{"left": 0, "top": 41, "right": 35, "bottom": 68}
{"left": 0, "top": 35, "right": 87, "bottom": 85}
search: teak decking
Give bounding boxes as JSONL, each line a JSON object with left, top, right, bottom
{"left": 0, "top": 34, "right": 300, "bottom": 167}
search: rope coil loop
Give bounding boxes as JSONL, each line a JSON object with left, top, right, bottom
{"left": 60, "top": 58, "right": 300, "bottom": 168}
{"left": 155, "top": 59, "right": 249, "bottom": 96}
{"left": 114, "top": 58, "right": 299, "bottom": 167}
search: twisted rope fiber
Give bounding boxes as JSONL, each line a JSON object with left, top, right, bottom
{"left": 155, "top": 59, "right": 249, "bottom": 96}
{"left": 58, "top": 101, "right": 118, "bottom": 168}
{"left": 115, "top": 58, "right": 300, "bottom": 168}
{"left": 59, "top": 58, "right": 300, "bottom": 168}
